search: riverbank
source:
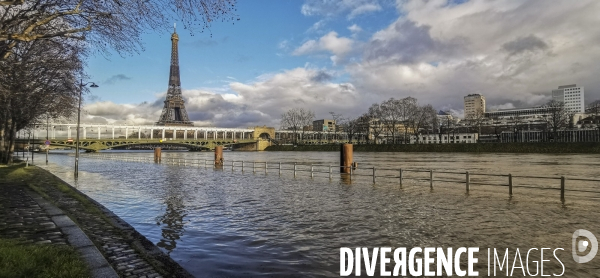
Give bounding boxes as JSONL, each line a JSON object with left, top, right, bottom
{"left": 265, "top": 142, "right": 600, "bottom": 153}
{"left": 0, "top": 164, "right": 192, "bottom": 278}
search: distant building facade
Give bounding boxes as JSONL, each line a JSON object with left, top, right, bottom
{"left": 410, "top": 133, "right": 479, "bottom": 144}
{"left": 552, "top": 84, "right": 585, "bottom": 113}
{"left": 313, "top": 119, "right": 336, "bottom": 132}
{"left": 464, "top": 94, "right": 486, "bottom": 119}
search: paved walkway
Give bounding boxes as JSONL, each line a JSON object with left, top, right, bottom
{"left": 0, "top": 182, "right": 117, "bottom": 277}
{"left": 0, "top": 167, "right": 192, "bottom": 278}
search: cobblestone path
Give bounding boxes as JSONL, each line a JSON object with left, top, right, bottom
{"left": 0, "top": 183, "right": 67, "bottom": 245}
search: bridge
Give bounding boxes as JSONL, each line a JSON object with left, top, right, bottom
{"left": 17, "top": 124, "right": 280, "bottom": 151}
{"left": 17, "top": 123, "right": 354, "bottom": 151}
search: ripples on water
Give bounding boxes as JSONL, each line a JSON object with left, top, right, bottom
{"left": 41, "top": 151, "right": 600, "bottom": 277}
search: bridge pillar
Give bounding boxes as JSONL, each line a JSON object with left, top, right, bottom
{"left": 138, "top": 128, "right": 141, "bottom": 139}
{"left": 194, "top": 130, "right": 197, "bottom": 139}
{"left": 215, "top": 146, "right": 223, "bottom": 166}
{"left": 204, "top": 131, "right": 207, "bottom": 139}
{"left": 98, "top": 128, "right": 101, "bottom": 139}
{"left": 112, "top": 127, "right": 115, "bottom": 139}
{"left": 162, "top": 129, "right": 165, "bottom": 139}
{"left": 173, "top": 129, "right": 176, "bottom": 139}
{"left": 125, "top": 128, "right": 128, "bottom": 139}
{"left": 150, "top": 129, "right": 153, "bottom": 139}
{"left": 184, "top": 129, "right": 187, "bottom": 139}
{"left": 83, "top": 127, "right": 86, "bottom": 139}
{"left": 214, "top": 131, "right": 217, "bottom": 140}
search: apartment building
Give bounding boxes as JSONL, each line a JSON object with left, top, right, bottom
{"left": 464, "top": 94, "right": 486, "bottom": 119}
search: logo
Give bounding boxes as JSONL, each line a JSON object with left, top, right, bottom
{"left": 572, "top": 229, "right": 598, "bottom": 263}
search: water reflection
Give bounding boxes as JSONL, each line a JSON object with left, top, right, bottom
{"left": 155, "top": 170, "right": 187, "bottom": 254}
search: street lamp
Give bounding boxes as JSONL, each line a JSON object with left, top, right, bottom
{"left": 75, "top": 80, "right": 99, "bottom": 178}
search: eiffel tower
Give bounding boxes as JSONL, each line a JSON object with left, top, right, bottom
{"left": 156, "top": 24, "right": 193, "bottom": 126}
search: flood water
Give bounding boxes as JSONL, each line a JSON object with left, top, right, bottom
{"left": 38, "top": 151, "right": 600, "bottom": 277}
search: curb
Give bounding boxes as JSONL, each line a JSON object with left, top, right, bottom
{"left": 29, "top": 191, "right": 119, "bottom": 278}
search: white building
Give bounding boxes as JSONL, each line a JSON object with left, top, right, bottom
{"left": 552, "top": 84, "right": 585, "bottom": 113}
{"left": 464, "top": 94, "right": 486, "bottom": 119}
{"left": 410, "top": 133, "right": 479, "bottom": 144}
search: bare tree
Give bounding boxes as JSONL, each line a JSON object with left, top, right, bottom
{"left": 543, "top": 100, "right": 569, "bottom": 141}
{"left": 380, "top": 98, "right": 403, "bottom": 144}
{"left": 355, "top": 113, "right": 371, "bottom": 143}
{"left": 400, "top": 97, "right": 417, "bottom": 144}
{"left": 464, "top": 106, "right": 486, "bottom": 135}
{"left": 1, "top": 0, "right": 238, "bottom": 59}
{"left": 0, "top": 38, "right": 84, "bottom": 163}
{"left": 406, "top": 104, "right": 437, "bottom": 143}
{"left": 280, "top": 108, "right": 314, "bottom": 144}
{"left": 367, "top": 103, "right": 385, "bottom": 144}
{"left": 339, "top": 117, "right": 360, "bottom": 143}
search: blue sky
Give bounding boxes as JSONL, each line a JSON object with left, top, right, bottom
{"left": 87, "top": 1, "right": 397, "bottom": 103}
{"left": 82, "top": 0, "right": 600, "bottom": 127}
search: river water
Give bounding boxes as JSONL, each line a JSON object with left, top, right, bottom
{"left": 39, "top": 151, "right": 600, "bottom": 277}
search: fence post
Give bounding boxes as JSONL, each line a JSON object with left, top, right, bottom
{"left": 430, "top": 170, "right": 433, "bottom": 189}
{"left": 373, "top": 167, "right": 376, "bottom": 184}
{"left": 294, "top": 163, "right": 297, "bottom": 177}
{"left": 561, "top": 176, "right": 565, "bottom": 201}
{"left": 466, "top": 171, "right": 470, "bottom": 192}
{"left": 508, "top": 174, "right": 513, "bottom": 196}
{"left": 279, "top": 162, "right": 281, "bottom": 175}
{"left": 399, "top": 168, "right": 403, "bottom": 186}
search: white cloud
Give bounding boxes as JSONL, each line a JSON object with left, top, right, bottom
{"left": 293, "top": 32, "right": 354, "bottom": 64}
{"left": 83, "top": 68, "right": 364, "bottom": 127}
{"left": 348, "top": 3, "right": 382, "bottom": 19}
{"left": 347, "top": 0, "right": 600, "bottom": 111}
{"left": 301, "top": 0, "right": 384, "bottom": 18}
{"left": 348, "top": 24, "right": 362, "bottom": 34}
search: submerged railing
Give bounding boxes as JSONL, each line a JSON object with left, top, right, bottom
{"left": 82, "top": 153, "right": 600, "bottom": 202}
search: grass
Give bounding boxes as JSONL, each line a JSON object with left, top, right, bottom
{"left": 0, "top": 165, "right": 90, "bottom": 278}
{"left": 0, "top": 239, "right": 89, "bottom": 278}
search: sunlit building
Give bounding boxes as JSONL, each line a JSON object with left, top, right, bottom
{"left": 464, "top": 94, "right": 486, "bottom": 119}
{"left": 552, "top": 84, "right": 585, "bottom": 113}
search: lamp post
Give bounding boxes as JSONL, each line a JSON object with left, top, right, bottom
{"left": 75, "top": 80, "right": 99, "bottom": 178}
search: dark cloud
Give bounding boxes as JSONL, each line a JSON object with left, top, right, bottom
{"left": 364, "top": 20, "right": 464, "bottom": 64}
{"left": 311, "top": 70, "right": 333, "bottom": 82}
{"left": 104, "top": 74, "right": 131, "bottom": 85}
{"left": 502, "top": 35, "right": 548, "bottom": 55}
{"left": 187, "top": 111, "right": 215, "bottom": 121}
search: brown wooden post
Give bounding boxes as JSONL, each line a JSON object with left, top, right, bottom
{"left": 340, "top": 143, "right": 353, "bottom": 173}
{"left": 215, "top": 146, "right": 223, "bottom": 166}
{"left": 154, "top": 147, "right": 161, "bottom": 163}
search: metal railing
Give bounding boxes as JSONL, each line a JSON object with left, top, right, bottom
{"left": 82, "top": 153, "right": 600, "bottom": 202}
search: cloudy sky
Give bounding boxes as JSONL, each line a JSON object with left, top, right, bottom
{"left": 83, "top": 0, "right": 600, "bottom": 127}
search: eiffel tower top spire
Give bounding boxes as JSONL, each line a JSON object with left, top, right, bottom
{"left": 156, "top": 24, "right": 193, "bottom": 126}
